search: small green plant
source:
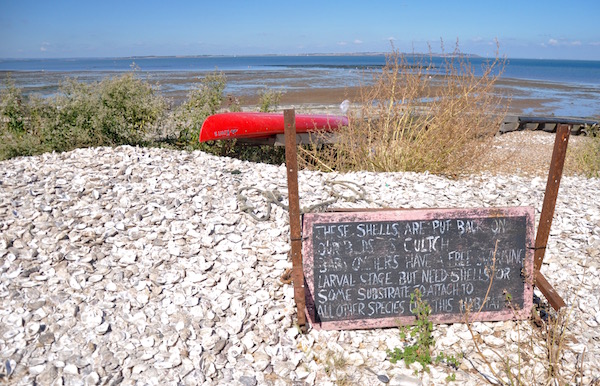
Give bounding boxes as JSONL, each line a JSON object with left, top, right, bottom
{"left": 387, "top": 289, "right": 460, "bottom": 378}
{"left": 174, "top": 71, "right": 226, "bottom": 149}
{"left": 436, "top": 352, "right": 461, "bottom": 369}
{"left": 387, "top": 289, "right": 434, "bottom": 370}
{"left": 445, "top": 372, "right": 457, "bottom": 382}
{"left": 257, "top": 88, "right": 282, "bottom": 112}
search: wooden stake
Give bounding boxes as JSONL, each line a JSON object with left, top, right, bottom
{"left": 533, "top": 124, "right": 570, "bottom": 310}
{"left": 284, "top": 109, "right": 307, "bottom": 331}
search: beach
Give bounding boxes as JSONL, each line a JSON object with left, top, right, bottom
{"left": 1, "top": 145, "right": 599, "bottom": 385}
{"left": 183, "top": 67, "right": 597, "bottom": 118}
{"left": 1, "top": 56, "right": 600, "bottom": 385}
{"left": 2, "top": 57, "right": 600, "bottom": 118}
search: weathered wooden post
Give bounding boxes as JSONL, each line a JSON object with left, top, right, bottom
{"left": 284, "top": 109, "right": 307, "bottom": 332}
{"left": 533, "top": 124, "right": 570, "bottom": 310}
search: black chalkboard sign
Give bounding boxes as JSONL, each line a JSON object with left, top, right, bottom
{"left": 302, "top": 207, "right": 535, "bottom": 330}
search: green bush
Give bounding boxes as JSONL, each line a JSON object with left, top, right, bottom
{"left": 0, "top": 79, "right": 49, "bottom": 158}
{"left": 96, "top": 73, "right": 167, "bottom": 145}
{"left": 0, "top": 78, "right": 26, "bottom": 134}
{"left": 45, "top": 79, "right": 100, "bottom": 151}
{"left": 57, "top": 73, "right": 166, "bottom": 148}
{"left": 174, "top": 71, "right": 226, "bottom": 149}
{"left": 0, "top": 71, "right": 168, "bottom": 159}
{"left": 257, "top": 88, "right": 282, "bottom": 112}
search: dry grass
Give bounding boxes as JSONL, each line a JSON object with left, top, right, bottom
{"left": 468, "top": 129, "right": 598, "bottom": 177}
{"left": 301, "top": 43, "right": 508, "bottom": 175}
{"left": 464, "top": 307, "right": 592, "bottom": 385}
{"left": 575, "top": 124, "right": 600, "bottom": 178}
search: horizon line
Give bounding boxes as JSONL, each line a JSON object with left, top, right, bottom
{"left": 2, "top": 52, "right": 599, "bottom": 62}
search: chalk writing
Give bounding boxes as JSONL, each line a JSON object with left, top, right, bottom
{"left": 304, "top": 209, "right": 534, "bottom": 326}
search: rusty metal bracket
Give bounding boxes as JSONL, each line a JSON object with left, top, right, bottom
{"left": 533, "top": 123, "right": 570, "bottom": 310}
{"left": 284, "top": 109, "right": 308, "bottom": 332}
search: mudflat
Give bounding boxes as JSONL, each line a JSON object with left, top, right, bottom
{"left": 3, "top": 69, "right": 599, "bottom": 117}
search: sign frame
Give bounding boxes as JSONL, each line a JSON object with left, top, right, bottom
{"left": 302, "top": 207, "right": 535, "bottom": 330}
{"left": 282, "top": 109, "right": 568, "bottom": 332}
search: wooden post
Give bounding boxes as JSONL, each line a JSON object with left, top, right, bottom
{"left": 284, "top": 109, "right": 307, "bottom": 331}
{"left": 533, "top": 124, "right": 570, "bottom": 310}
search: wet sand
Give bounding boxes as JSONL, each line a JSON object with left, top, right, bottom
{"left": 2, "top": 69, "right": 599, "bottom": 118}
{"left": 145, "top": 71, "right": 600, "bottom": 118}
{"left": 252, "top": 78, "right": 599, "bottom": 117}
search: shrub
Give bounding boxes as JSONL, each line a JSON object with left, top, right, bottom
{"left": 41, "top": 73, "right": 168, "bottom": 151}
{"left": 173, "top": 71, "right": 226, "bottom": 148}
{"left": 0, "top": 79, "right": 50, "bottom": 158}
{"left": 0, "top": 71, "right": 168, "bottom": 159}
{"left": 96, "top": 72, "right": 167, "bottom": 145}
{"left": 302, "top": 43, "right": 507, "bottom": 175}
{"left": 257, "top": 88, "right": 282, "bottom": 112}
{"left": 0, "top": 78, "right": 26, "bottom": 134}
{"left": 44, "top": 79, "right": 101, "bottom": 151}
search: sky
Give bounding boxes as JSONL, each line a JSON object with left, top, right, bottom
{"left": 1, "top": 0, "right": 599, "bottom": 60}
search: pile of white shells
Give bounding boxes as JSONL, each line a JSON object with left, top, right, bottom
{"left": 1, "top": 145, "right": 599, "bottom": 385}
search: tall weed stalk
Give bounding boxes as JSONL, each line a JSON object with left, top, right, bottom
{"left": 303, "top": 43, "right": 507, "bottom": 175}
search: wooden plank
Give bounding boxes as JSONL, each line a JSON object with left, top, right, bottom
{"left": 535, "top": 271, "right": 566, "bottom": 310}
{"left": 532, "top": 124, "right": 570, "bottom": 310}
{"left": 534, "top": 124, "right": 571, "bottom": 272}
{"left": 518, "top": 116, "right": 598, "bottom": 126}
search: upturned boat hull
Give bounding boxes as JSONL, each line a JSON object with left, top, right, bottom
{"left": 199, "top": 112, "right": 348, "bottom": 142}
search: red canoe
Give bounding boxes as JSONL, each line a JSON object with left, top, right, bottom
{"left": 199, "top": 112, "right": 348, "bottom": 142}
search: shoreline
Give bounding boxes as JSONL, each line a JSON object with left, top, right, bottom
{"left": 2, "top": 69, "right": 599, "bottom": 119}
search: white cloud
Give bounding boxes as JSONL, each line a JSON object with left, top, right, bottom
{"left": 40, "top": 42, "right": 50, "bottom": 52}
{"left": 353, "top": 39, "right": 363, "bottom": 44}
{"left": 545, "top": 38, "right": 585, "bottom": 48}
{"left": 337, "top": 41, "right": 348, "bottom": 46}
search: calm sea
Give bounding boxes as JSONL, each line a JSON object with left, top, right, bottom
{"left": 1, "top": 55, "right": 599, "bottom": 117}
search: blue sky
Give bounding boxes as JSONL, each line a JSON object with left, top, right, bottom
{"left": 1, "top": 0, "right": 599, "bottom": 60}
